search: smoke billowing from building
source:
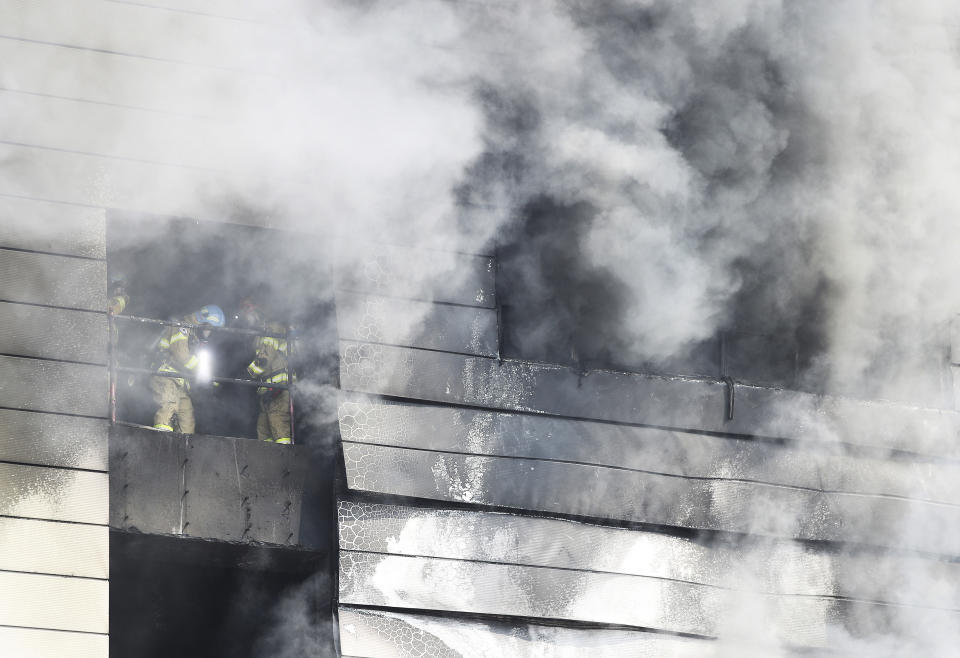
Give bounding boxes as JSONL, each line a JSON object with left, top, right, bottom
{"left": 6, "top": 0, "right": 960, "bottom": 655}
{"left": 456, "top": 0, "right": 960, "bottom": 404}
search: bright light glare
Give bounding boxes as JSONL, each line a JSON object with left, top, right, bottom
{"left": 197, "top": 348, "right": 213, "bottom": 384}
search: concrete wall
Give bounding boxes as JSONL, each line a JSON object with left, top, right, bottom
{"left": 337, "top": 336, "right": 960, "bottom": 651}
{"left": 0, "top": 3, "right": 279, "bottom": 654}
{"left": 0, "top": 238, "right": 109, "bottom": 653}
{"left": 109, "top": 424, "right": 307, "bottom": 546}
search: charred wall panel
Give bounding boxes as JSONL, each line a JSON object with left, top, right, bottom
{"left": 0, "top": 517, "right": 108, "bottom": 579}
{"left": 337, "top": 503, "right": 960, "bottom": 648}
{"left": 338, "top": 397, "right": 960, "bottom": 505}
{"left": 0, "top": 197, "right": 105, "bottom": 258}
{"left": 338, "top": 501, "right": 960, "bottom": 612}
{"left": 341, "top": 442, "right": 960, "bottom": 555}
{"left": 338, "top": 550, "right": 834, "bottom": 646}
{"left": 181, "top": 435, "right": 247, "bottom": 541}
{"left": 0, "top": 355, "right": 107, "bottom": 416}
{"left": 233, "top": 439, "right": 306, "bottom": 545}
{"left": 336, "top": 292, "right": 498, "bottom": 357}
{"left": 0, "top": 248, "right": 106, "bottom": 311}
{"left": 338, "top": 606, "right": 713, "bottom": 658}
{"left": 0, "top": 462, "right": 109, "bottom": 524}
{"left": 336, "top": 245, "right": 495, "bottom": 308}
{"left": 0, "top": 627, "right": 107, "bottom": 658}
{"left": 723, "top": 386, "right": 959, "bottom": 457}
{"left": 182, "top": 436, "right": 306, "bottom": 544}
{"left": 338, "top": 342, "right": 960, "bottom": 458}
{"left": 0, "top": 409, "right": 108, "bottom": 471}
{"left": 110, "top": 425, "right": 307, "bottom": 545}
{"left": 109, "top": 425, "right": 184, "bottom": 534}
{"left": 0, "top": 302, "right": 107, "bottom": 364}
{"left": 0, "top": 571, "right": 108, "bottom": 634}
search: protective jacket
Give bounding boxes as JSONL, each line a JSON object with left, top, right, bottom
{"left": 151, "top": 318, "right": 201, "bottom": 433}
{"left": 108, "top": 293, "right": 128, "bottom": 315}
{"left": 157, "top": 320, "right": 201, "bottom": 387}
{"left": 247, "top": 322, "right": 291, "bottom": 444}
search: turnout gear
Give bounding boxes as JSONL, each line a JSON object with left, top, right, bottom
{"left": 247, "top": 321, "right": 291, "bottom": 445}
{"left": 108, "top": 277, "right": 128, "bottom": 315}
{"left": 151, "top": 306, "right": 221, "bottom": 434}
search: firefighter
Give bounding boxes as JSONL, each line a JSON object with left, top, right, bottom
{"left": 240, "top": 302, "right": 292, "bottom": 445}
{"left": 151, "top": 305, "right": 225, "bottom": 433}
{"left": 107, "top": 275, "right": 129, "bottom": 356}
{"left": 108, "top": 276, "right": 129, "bottom": 315}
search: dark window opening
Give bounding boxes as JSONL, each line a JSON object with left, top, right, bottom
{"left": 106, "top": 212, "right": 338, "bottom": 441}
{"left": 110, "top": 532, "right": 331, "bottom": 658}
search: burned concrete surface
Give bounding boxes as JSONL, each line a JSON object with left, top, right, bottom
{"left": 109, "top": 423, "right": 308, "bottom": 546}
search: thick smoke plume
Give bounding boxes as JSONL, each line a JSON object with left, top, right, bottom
{"left": 11, "top": 0, "right": 959, "bottom": 400}
{"left": 6, "top": 0, "right": 960, "bottom": 655}
{"left": 456, "top": 0, "right": 960, "bottom": 404}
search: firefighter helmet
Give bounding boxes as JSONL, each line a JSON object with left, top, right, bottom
{"left": 193, "top": 305, "right": 225, "bottom": 327}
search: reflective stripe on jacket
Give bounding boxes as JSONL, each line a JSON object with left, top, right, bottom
{"left": 248, "top": 322, "right": 289, "bottom": 395}
{"left": 156, "top": 320, "right": 199, "bottom": 388}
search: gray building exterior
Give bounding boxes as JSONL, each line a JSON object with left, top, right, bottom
{"left": 3, "top": 2, "right": 960, "bottom": 656}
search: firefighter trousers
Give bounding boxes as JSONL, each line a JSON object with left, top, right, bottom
{"left": 257, "top": 389, "right": 290, "bottom": 444}
{"left": 151, "top": 376, "right": 195, "bottom": 434}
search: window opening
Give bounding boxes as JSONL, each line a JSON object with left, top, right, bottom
{"left": 106, "top": 213, "right": 334, "bottom": 442}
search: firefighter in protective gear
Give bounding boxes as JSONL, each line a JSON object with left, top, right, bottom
{"left": 151, "top": 305, "right": 225, "bottom": 433}
{"left": 107, "top": 276, "right": 133, "bottom": 390}
{"left": 108, "top": 277, "right": 129, "bottom": 315}
{"left": 244, "top": 306, "right": 292, "bottom": 445}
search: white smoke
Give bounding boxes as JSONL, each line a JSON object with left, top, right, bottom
{"left": 8, "top": 0, "right": 960, "bottom": 655}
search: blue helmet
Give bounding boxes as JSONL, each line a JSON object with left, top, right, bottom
{"left": 192, "top": 305, "right": 225, "bottom": 327}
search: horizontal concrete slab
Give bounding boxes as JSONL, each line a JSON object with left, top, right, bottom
{"left": 183, "top": 434, "right": 305, "bottom": 545}
{"left": 342, "top": 442, "right": 960, "bottom": 556}
{"left": 338, "top": 501, "right": 960, "bottom": 611}
{"left": 110, "top": 424, "right": 306, "bottom": 545}
{"left": 336, "top": 292, "right": 498, "bottom": 356}
{"left": 0, "top": 516, "right": 108, "bottom": 579}
{"left": 335, "top": 245, "right": 495, "bottom": 308}
{"left": 338, "top": 342, "right": 960, "bottom": 459}
{"left": 0, "top": 571, "right": 108, "bottom": 633}
{"left": 0, "top": 196, "right": 104, "bottom": 258}
{"left": 338, "top": 606, "right": 713, "bottom": 658}
{"left": 0, "top": 248, "right": 106, "bottom": 312}
{"left": 0, "top": 409, "right": 108, "bottom": 471}
{"left": 109, "top": 425, "right": 183, "bottom": 535}
{"left": 0, "top": 462, "right": 108, "bottom": 525}
{"left": 0, "top": 143, "right": 243, "bottom": 221}
{"left": 0, "top": 356, "right": 108, "bottom": 417}
{"left": 0, "top": 302, "right": 107, "bottom": 364}
{"left": 0, "top": 36, "right": 254, "bottom": 117}
{"left": 0, "top": 0, "right": 282, "bottom": 72}
{"left": 338, "top": 397, "right": 960, "bottom": 506}
{"left": 0, "top": 89, "right": 239, "bottom": 173}
{"left": 339, "top": 550, "right": 835, "bottom": 646}
{"left": 0, "top": 627, "right": 107, "bottom": 658}
{"left": 80, "top": 0, "right": 278, "bottom": 23}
